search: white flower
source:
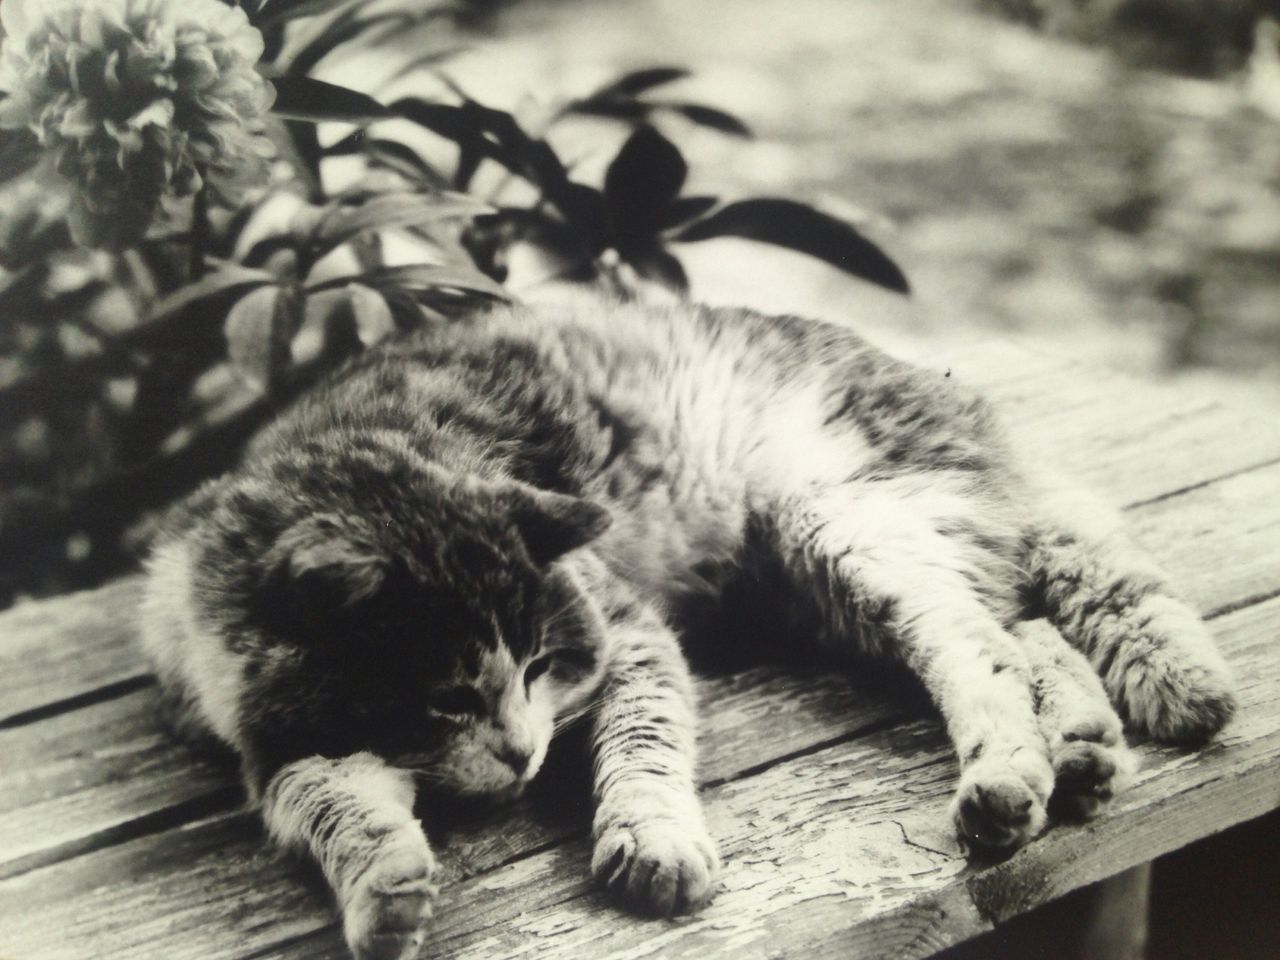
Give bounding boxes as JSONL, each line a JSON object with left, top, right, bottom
{"left": 0, "top": 0, "right": 276, "bottom": 249}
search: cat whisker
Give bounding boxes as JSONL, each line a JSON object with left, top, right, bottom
{"left": 407, "top": 768, "right": 457, "bottom": 789}
{"left": 553, "top": 693, "right": 608, "bottom": 734}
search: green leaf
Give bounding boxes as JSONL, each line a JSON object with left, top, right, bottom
{"left": 604, "top": 126, "right": 687, "bottom": 243}
{"left": 224, "top": 285, "right": 303, "bottom": 392}
{"left": 144, "top": 264, "right": 277, "bottom": 327}
{"left": 391, "top": 97, "right": 576, "bottom": 206}
{"left": 284, "top": 5, "right": 455, "bottom": 77}
{"left": 275, "top": 117, "right": 323, "bottom": 187}
{"left": 676, "top": 199, "right": 910, "bottom": 294}
{"left": 379, "top": 285, "right": 432, "bottom": 330}
{"left": 322, "top": 130, "right": 450, "bottom": 187}
{"left": 391, "top": 99, "right": 483, "bottom": 146}
{"left": 585, "top": 67, "right": 690, "bottom": 101}
{"left": 311, "top": 192, "right": 490, "bottom": 260}
{"left": 366, "top": 140, "right": 451, "bottom": 189}
{"left": 659, "top": 195, "right": 719, "bottom": 230}
{"left": 381, "top": 46, "right": 468, "bottom": 86}
{"left": 670, "top": 103, "right": 752, "bottom": 137}
{"left": 308, "top": 263, "right": 510, "bottom": 300}
{"left": 253, "top": 0, "right": 358, "bottom": 27}
{"left": 564, "top": 99, "right": 650, "bottom": 122}
{"left": 547, "top": 184, "right": 610, "bottom": 255}
{"left": 346, "top": 283, "right": 397, "bottom": 346}
{"left": 627, "top": 246, "right": 689, "bottom": 295}
{"left": 271, "top": 76, "right": 392, "bottom": 123}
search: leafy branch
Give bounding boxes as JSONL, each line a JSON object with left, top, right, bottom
{"left": 0, "top": 0, "right": 908, "bottom": 605}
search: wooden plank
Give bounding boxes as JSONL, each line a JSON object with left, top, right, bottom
{"left": 993, "top": 376, "right": 1280, "bottom": 508}
{"left": 0, "top": 535, "right": 1275, "bottom": 960}
{"left": 0, "top": 341, "right": 1276, "bottom": 959}
{"left": 910, "top": 339, "right": 1280, "bottom": 507}
{"left": 0, "top": 686, "right": 236, "bottom": 877}
{"left": 2, "top": 453, "right": 1276, "bottom": 884}
{"left": 0, "top": 667, "right": 908, "bottom": 960}
{"left": 0, "top": 577, "right": 147, "bottom": 726}
{"left": 5, "top": 595, "right": 1269, "bottom": 960}
{"left": 1129, "top": 463, "right": 1280, "bottom": 616}
{"left": 0, "top": 660, "right": 906, "bottom": 882}
{"left": 259, "top": 596, "right": 1280, "bottom": 960}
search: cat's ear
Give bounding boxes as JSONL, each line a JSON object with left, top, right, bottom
{"left": 268, "top": 514, "right": 388, "bottom": 608}
{"left": 506, "top": 486, "right": 611, "bottom": 566}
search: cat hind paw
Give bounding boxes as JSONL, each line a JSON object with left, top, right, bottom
{"left": 592, "top": 819, "right": 720, "bottom": 917}
{"left": 1105, "top": 597, "right": 1236, "bottom": 746}
{"left": 1045, "top": 712, "right": 1135, "bottom": 821}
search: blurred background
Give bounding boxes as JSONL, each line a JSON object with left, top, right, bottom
{"left": 2, "top": 0, "right": 1278, "bottom": 607}
{"left": 449, "top": 0, "right": 1280, "bottom": 390}
{"left": 1, "top": 2, "right": 1277, "bottom": 957}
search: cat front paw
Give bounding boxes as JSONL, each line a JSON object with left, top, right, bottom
{"left": 592, "top": 817, "right": 720, "bottom": 917}
{"left": 950, "top": 754, "right": 1050, "bottom": 857}
{"left": 342, "top": 838, "right": 439, "bottom": 960}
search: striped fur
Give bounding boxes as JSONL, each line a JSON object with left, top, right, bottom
{"left": 141, "top": 298, "right": 1234, "bottom": 958}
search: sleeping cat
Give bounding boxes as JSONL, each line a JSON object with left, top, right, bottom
{"left": 140, "top": 298, "right": 1235, "bottom": 960}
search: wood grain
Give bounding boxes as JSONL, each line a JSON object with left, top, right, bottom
{"left": 0, "top": 577, "right": 148, "bottom": 727}
{"left": 2, "top": 455, "right": 1276, "bottom": 889}
{"left": 1, "top": 570, "right": 1275, "bottom": 960}
{"left": 0, "top": 344, "right": 1277, "bottom": 960}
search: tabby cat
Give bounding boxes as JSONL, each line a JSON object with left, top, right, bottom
{"left": 140, "top": 299, "right": 1235, "bottom": 960}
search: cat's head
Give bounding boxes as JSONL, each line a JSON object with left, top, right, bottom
{"left": 203, "top": 455, "right": 612, "bottom": 797}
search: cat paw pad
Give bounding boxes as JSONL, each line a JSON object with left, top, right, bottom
{"left": 592, "top": 819, "right": 720, "bottom": 916}
{"left": 951, "top": 763, "right": 1048, "bottom": 857}
{"left": 1046, "top": 711, "right": 1134, "bottom": 821}
{"left": 1058, "top": 715, "right": 1118, "bottom": 746}
{"left": 343, "top": 843, "right": 439, "bottom": 960}
{"left": 1048, "top": 738, "right": 1133, "bottom": 821}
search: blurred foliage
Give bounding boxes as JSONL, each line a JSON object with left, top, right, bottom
{"left": 980, "top": 0, "right": 1277, "bottom": 76}
{"left": 0, "top": 0, "right": 909, "bottom": 606}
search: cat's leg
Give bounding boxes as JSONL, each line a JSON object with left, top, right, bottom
{"left": 776, "top": 485, "right": 1053, "bottom": 855}
{"left": 1015, "top": 619, "right": 1137, "bottom": 821}
{"left": 259, "top": 752, "right": 437, "bottom": 960}
{"left": 589, "top": 592, "right": 720, "bottom": 916}
{"left": 1024, "top": 505, "right": 1235, "bottom": 745}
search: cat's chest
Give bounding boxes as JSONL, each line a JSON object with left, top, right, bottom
{"left": 585, "top": 392, "right": 752, "bottom": 604}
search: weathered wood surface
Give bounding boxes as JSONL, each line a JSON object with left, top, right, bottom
{"left": 1, "top": 339, "right": 1278, "bottom": 960}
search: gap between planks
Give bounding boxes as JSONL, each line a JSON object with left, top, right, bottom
{"left": 1, "top": 597, "right": 1276, "bottom": 960}
{"left": 3, "top": 456, "right": 1278, "bottom": 884}
{"left": 1, "top": 343, "right": 1279, "bottom": 959}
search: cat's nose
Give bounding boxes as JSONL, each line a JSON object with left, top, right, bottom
{"left": 492, "top": 744, "right": 532, "bottom": 776}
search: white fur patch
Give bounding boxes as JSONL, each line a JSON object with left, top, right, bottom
{"left": 140, "top": 540, "right": 245, "bottom": 748}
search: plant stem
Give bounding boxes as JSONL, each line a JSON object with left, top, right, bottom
{"left": 189, "top": 172, "right": 210, "bottom": 282}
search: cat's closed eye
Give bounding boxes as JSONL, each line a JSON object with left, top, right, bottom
{"left": 525, "top": 648, "right": 597, "bottom": 689}
{"left": 429, "top": 685, "right": 486, "bottom": 717}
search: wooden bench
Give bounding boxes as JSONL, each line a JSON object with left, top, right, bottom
{"left": 2, "top": 337, "right": 1278, "bottom": 960}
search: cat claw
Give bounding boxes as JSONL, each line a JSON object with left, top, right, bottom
{"left": 592, "top": 818, "right": 720, "bottom": 917}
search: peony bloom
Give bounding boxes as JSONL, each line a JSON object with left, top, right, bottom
{"left": 0, "top": 0, "right": 275, "bottom": 249}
